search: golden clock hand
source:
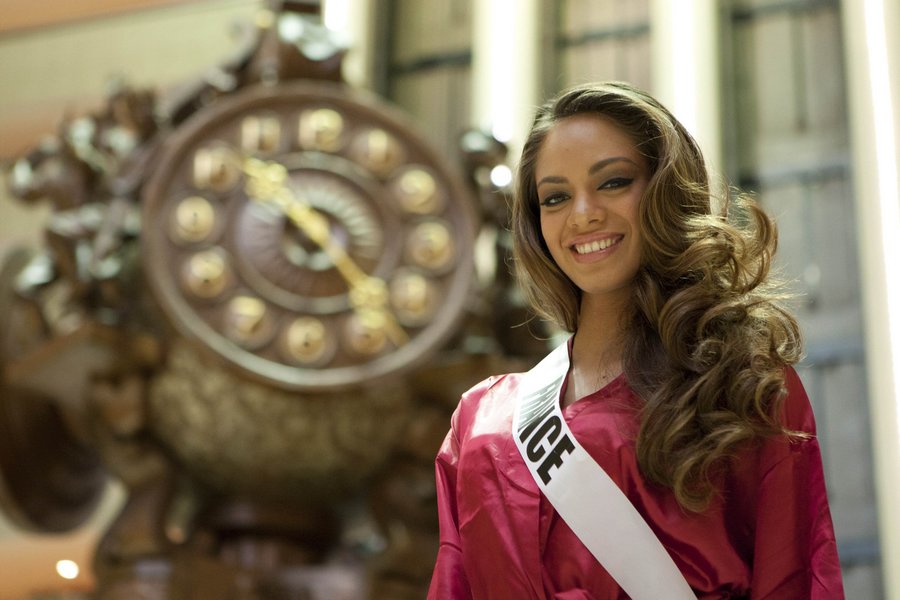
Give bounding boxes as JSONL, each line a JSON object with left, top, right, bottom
{"left": 242, "top": 158, "right": 409, "bottom": 346}
{"left": 244, "top": 159, "right": 372, "bottom": 289}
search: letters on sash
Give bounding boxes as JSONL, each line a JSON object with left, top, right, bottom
{"left": 512, "top": 338, "right": 696, "bottom": 600}
{"left": 516, "top": 378, "right": 575, "bottom": 484}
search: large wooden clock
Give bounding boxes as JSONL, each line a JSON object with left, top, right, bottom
{"left": 142, "top": 81, "right": 478, "bottom": 391}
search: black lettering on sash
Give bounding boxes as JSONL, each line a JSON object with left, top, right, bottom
{"left": 518, "top": 383, "right": 554, "bottom": 419}
{"left": 518, "top": 406, "right": 552, "bottom": 443}
{"left": 519, "top": 392, "right": 547, "bottom": 424}
{"left": 520, "top": 387, "right": 549, "bottom": 415}
{"left": 537, "top": 434, "right": 575, "bottom": 484}
{"left": 526, "top": 415, "right": 562, "bottom": 461}
{"left": 517, "top": 374, "right": 566, "bottom": 441}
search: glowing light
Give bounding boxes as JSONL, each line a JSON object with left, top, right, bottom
{"left": 489, "top": 164, "right": 513, "bottom": 188}
{"left": 56, "top": 560, "right": 80, "bottom": 580}
{"left": 322, "top": 0, "right": 349, "bottom": 33}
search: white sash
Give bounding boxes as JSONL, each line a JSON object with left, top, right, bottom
{"left": 512, "top": 339, "right": 696, "bottom": 599}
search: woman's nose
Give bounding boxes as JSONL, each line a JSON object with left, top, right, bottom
{"left": 568, "top": 193, "right": 606, "bottom": 228}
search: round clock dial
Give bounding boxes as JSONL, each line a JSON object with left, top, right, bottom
{"left": 142, "top": 82, "right": 478, "bottom": 390}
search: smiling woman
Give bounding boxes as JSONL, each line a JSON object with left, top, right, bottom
{"left": 427, "top": 81, "right": 846, "bottom": 599}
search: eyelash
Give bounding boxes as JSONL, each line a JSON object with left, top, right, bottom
{"left": 539, "top": 177, "right": 634, "bottom": 207}
{"left": 600, "top": 177, "right": 633, "bottom": 190}
{"left": 539, "top": 194, "right": 567, "bottom": 207}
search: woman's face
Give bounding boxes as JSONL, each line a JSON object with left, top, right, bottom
{"left": 535, "top": 114, "right": 649, "bottom": 307}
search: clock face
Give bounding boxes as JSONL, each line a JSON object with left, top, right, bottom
{"left": 141, "top": 82, "right": 478, "bottom": 390}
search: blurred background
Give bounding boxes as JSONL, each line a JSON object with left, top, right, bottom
{"left": 0, "top": 0, "right": 898, "bottom": 598}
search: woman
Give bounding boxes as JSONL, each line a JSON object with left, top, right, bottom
{"left": 427, "top": 82, "right": 844, "bottom": 599}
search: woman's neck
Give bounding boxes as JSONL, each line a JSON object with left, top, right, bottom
{"left": 563, "top": 294, "right": 628, "bottom": 408}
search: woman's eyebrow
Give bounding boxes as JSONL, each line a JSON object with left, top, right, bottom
{"left": 588, "top": 156, "right": 637, "bottom": 174}
{"left": 536, "top": 175, "right": 566, "bottom": 188}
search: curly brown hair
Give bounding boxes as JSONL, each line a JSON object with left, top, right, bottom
{"left": 511, "top": 81, "right": 803, "bottom": 511}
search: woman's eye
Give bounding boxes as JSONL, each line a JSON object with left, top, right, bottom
{"left": 539, "top": 193, "right": 567, "bottom": 207}
{"left": 600, "top": 177, "right": 633, "bottom": 190}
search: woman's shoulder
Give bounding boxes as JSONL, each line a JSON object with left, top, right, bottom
{"left": 779, "top": 365, "right": 817, "bottom": 435}
{"left": 449, "top": 370, "right": 528, "bottom": 435}
{"left": 457, "top": 370, "right": 522, "bottom": 409}
{"left": 729, "top": 366, "right": 821, "bottom": 483}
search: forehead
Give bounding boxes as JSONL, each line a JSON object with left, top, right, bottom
{"left": 535, "top": 114, "right": 642, "bottom": 173}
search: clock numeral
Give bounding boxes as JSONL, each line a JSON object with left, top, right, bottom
{"left": 193, "top": 146, "right": 240, "bottom": 192}
{"left": 393, "top": 168, "right": 444, "bottom": 215}
{"left": 282, "top": 316, "right": 333, "bottom": 365}
{"left": 351, "top": 128, "right": 404, "bottom": 178}
{"left": 224, "top": 295, "right": 273, "bottom": 347}
{"left": 406, "top": 221, "right": 455, "bottom": 272}
{"left": 344, "top": 310, "right": 389, "bottom": 356}
{"left": 390, "top": 272, "right": 438, "bottom": 327}
{"left": 241, "top": 115, "right": 282, "bottom": 154}
{"left": 298, "top": 108, "right": 345, "bottom": 152}
{"left": 171, "top": 195, "right": 217, "bottom": 243}
{"left": 181, "top": 249, "right": 230, "bottom": 299}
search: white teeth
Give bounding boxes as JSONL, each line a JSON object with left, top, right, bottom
{"left": 574, "top": 237, "right": 619, "bottom": 254}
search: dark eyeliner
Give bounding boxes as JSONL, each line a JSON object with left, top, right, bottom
{"left": 600, "top": 177, "right": 633, "bottom": 190}
{"left": 539, "top": 193, "right": 567, "bottom": 207}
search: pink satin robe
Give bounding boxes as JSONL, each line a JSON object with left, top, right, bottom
{"left": 427, "top": 366, "right": 845, "bottom": 599}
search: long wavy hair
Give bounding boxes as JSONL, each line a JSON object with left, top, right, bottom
{"left": 511, "top": 81, "right": 803, "bottom": 511}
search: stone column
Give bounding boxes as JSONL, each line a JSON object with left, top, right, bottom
{"left": 650, "top": 0, "right": 723, "bottom": 180}
{"left": 841, "top": 1, "right": 900, "bottom": 597}
{"left": 471, "top": 0, "right": 541, "bottom": 159}
{"left": 323, "top": 0, "right": 377, "bottom": 89}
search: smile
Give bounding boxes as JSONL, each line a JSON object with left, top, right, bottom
{"left": 572, "top": 236, "right": 622, "bottom": 255}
